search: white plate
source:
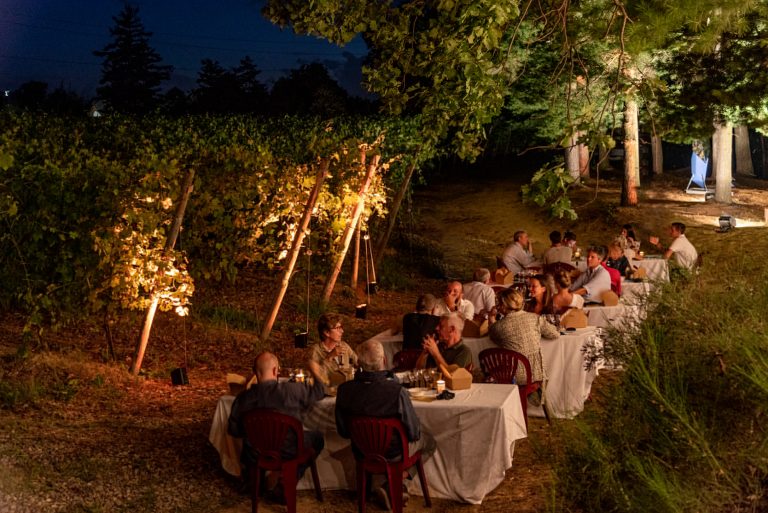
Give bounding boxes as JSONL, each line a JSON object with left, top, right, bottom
{"left": 408, "top": 387, "right": 434, "bottom": 398}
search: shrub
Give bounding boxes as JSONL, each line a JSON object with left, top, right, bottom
{"left": 557, "top": 243, "right": 768, "bottom": 512}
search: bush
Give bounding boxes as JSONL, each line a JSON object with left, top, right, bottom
{"left": 557, "top": 248, "right": 768, "bottom": 512}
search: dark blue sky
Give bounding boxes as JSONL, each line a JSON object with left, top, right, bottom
{"left": 0, "top": 0, "right": 369, "bottom": 98}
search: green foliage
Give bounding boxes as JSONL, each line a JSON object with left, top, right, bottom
{"left": 0, "top": 112, "right": 428, "bottom": 335}
{"left": 521, "top": 162, "right": 578, "bottom": 220}
{"left": 558, "top": 248, "right": 768, "bottom": 512}
{"left": 264, "top": 0, "right": 522, "bottom": 160}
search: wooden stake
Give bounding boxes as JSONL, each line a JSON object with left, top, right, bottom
{"left": 260, "top": 159, "right": 329, "bottom": 343}
{"left": 322, "top": 154, "right": 380, "bottom": 304}
{"left": 351, "top": 217, "right": 361, "bottom": 289}
{"left": 373, "top": 155, "right": 419, "bottom": 270}
{"left": 131, "top": 169, "right": 195, "bottom": 375}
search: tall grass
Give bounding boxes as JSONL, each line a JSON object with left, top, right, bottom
{"left": 557, "top": 229, "right": 768, "bottom": 513}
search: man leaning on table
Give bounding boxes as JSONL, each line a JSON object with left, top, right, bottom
{"left": 650, "top": 222, "right": 698, "bottom": 271}
{"left": 569, "top": 245, "right": 612, "bottom": 303}
{"left": 417, "top": 312, "right": 473, "bottom": 370}
{"left": 432, "top": 280, "right": 475, "bottom": 320}
{"left": 228, "top": 352, "right": 325, "bottom": 498}
{"left": 335, "top": 339, "right": 436, "bottom": 510}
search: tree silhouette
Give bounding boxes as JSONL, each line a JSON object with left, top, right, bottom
{"left": 94, "top": 4, "right": 172, "bottom": 114}
{"left": 269, "top": 62, "right": 349, "bottom": 117}
{"left": 191, "top": 57, "right": 268, "bottom": 114}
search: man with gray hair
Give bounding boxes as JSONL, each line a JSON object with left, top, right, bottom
{"left": 335, "top": 339, "right": 435, "bottom": 509}
{"left": 418, "top": 312, "right": 473, "bottom": 370}
{"left": 501, "top": 230, "right": 537, "bottom": 274}
{"left": 462, "top": 268, "right": 496, "bottom": 318}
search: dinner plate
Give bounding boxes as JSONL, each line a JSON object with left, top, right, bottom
{"left": 408, "top": 387, "right": 434, "bottom": 398}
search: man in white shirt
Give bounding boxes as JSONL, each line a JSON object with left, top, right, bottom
{"left": 570, "top": 246, "right": 612, "bottom": 303}
{"left": 501, "top": 230, "right": 537, "bottom": 274}
{"left": 432, "top": 281, "right": 475, "bottom": 320}
{"left": 542, "top": 230, "right": 572, "bottom": 265}
{"left": 462, "top": 268, "right": 496, "bottom": 318}
{"left": 649, "top": 222, "right": 698, "bottom": 270}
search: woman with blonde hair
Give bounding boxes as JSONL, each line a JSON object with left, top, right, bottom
{"left": 488, "top": 288, "right": 559, "bottom": 385}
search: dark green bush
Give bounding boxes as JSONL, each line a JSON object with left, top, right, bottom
{"left": 558, "top": 238, "right": 768, "bottom": 512}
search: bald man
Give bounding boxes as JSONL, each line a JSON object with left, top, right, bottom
{"left": 228, "top": 352, "right": 325, "bottom": 487}
{"left": 431, "top": 281, "right": 475, "bottom": 320}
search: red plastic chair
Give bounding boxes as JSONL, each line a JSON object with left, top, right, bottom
{"left": 349, "top": 417, "right": 432, "bottom": 513}
{"left": 478, "top": 348, "right": 550, "bottom": 429}
{"left": 392, "top": 349, "right": 423, "bottom": 371}
{"left": 242, "top": 409, "right": 323, "bottom": 513}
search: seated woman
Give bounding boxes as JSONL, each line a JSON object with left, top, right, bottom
{"left": 488, "top": 288, "right": 559, "bottom": 385}
{"left": 309, "top": 313, "right": 359, "bottom": 385}
{"left": 552, "top": 270, "right": 584, "bottom": 314}
{"left": 525, "top": 274, "right": 556, "bottom": 315}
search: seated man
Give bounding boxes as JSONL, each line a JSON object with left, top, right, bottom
{"left": 228, "top": 352, "right": 325, "bottom": 492}
{"left": 432, "top": 281, "right": 475, "bottom": 320}
{"left": 402, "top": 294, "right": 440, "bottom": 350}
{"left": 501, "top": 230, "right": 537, "bottom": 274}
{"left": 650, "top": 221, "right": 698, "bottom": 271}
{"left": 335, "top": 339, "right": 436, "bottom": 508}
{"left": 542, "top": 230, "right": 572, "bottom": 265}
{"left": 418, "top": 312, "right": 473, "bottom": 370}
{"left": 562, "top": 230, "right": 578, "bottom": 250}
{"left": 570, "top": 245, "right": 612, "bottom": 303}
{"left": 309, "top": 313, "right": 359, "bottom": 385}
{"left": 462, "top": 268, "right": 496, "bottom": 318}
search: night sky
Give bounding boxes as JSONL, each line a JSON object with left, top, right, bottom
{"left": 0, "top": 0, "right": 369, "bottom": 98}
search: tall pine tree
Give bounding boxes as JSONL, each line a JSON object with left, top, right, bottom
{"left": 94, "top": 4, "right": 172, "bottom": 114}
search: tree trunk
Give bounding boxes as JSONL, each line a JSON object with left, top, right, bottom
{"left": 565, "top": 132, "right": 580, "bottom": 180}
{"left": 260, "top": 159, "right": 329, "bottom": 343}
{"left": 322, "top": 155, "right": 380, "bottom": 304}
{"left": 577, "top": 131, "right": 589, "bottom": 177}
{"left": 131, "top": 169, "right": 195, "bottom": 375}
{"left": 651, "top": 135, "right": 663, "bottom": 175}
{"left": 713, "top": 120, "right": 733, "bottom": 204}
{"left": 734, "top": 125, "right": 754, "bottom": 177}
{"left": 621, "top": 96, "right": 639, "bottom": 206}
{"left": 373, "top": 155, "right": 419, "bottom": 270}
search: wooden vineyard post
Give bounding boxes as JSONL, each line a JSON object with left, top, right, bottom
{"left": 373, "top": 154, "right": 418, "bottom": 270}
{"left": 322, "top": 154, "right": 380, "bottom": 304}
{"left": 131, "top": 169, "right": 195, "bottom": 375}
{"left": 351, "top": 217, "right": 361, "bottom": 289}
{"left": 260, "top": 159, "right": 329, "bottom": 343}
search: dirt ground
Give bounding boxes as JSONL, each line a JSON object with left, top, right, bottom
{"left": 1, "top": 168, "right": 766, "bottom": 513}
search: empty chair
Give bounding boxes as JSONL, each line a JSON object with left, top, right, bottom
{"left": 349, "top": 416, "right": 431, "bottom": 513}
{"left": 242, "top": 409, "right": 323, "bottom": 513}
{"left": 479, "top": 348, "right": 550, "bottom": 428}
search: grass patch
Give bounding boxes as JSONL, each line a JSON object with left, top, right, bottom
{"left": 193, "top": 303, "right": 262, "bottom": 332}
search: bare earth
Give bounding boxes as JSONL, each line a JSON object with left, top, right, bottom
{"left": 1, "top": 169, "right": 766, "bottom": 513}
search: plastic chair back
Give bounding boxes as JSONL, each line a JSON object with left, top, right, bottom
{"left": 243, "top": 409, "right": 303, "bottom": 467}
{"left": 479, "top": 347, "right": 529, "bottom": 385}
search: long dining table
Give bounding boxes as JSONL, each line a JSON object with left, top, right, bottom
{"left": 209, "top": 382, "right": 527, "bottom": 504}
{"left": 368, "top": 326, "right": 603, "bottom": 419}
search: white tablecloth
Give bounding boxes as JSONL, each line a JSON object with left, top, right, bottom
{"left": 370, "top": 327, "right": 603, "bottom": 419}
{"left": 209, "top": 384, "right": 527, "bottom": 504}
{"left": 629, "top": 257, "right": 669, "bottom": 282}
{"left": 583, "top": 303, "right": 644, "bottom": 329}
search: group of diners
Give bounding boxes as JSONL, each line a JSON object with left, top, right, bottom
{"left": 227, "top": 314, "right": 434, "bottom": 510}
{"left": 223, "top": 222, "right": 698, "bottom": 510}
